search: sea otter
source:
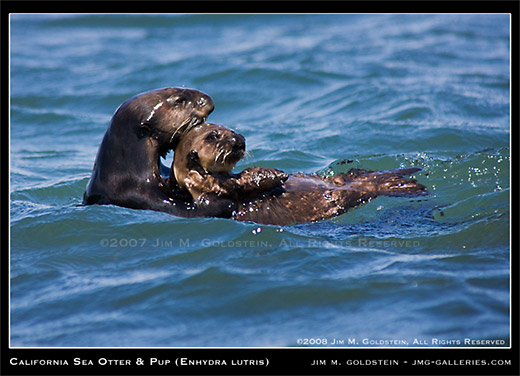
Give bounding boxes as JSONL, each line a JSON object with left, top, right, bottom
{"left": 169, "top": 123, "right": 427, "bottom": 225}
{"left": 83, "top": 87, "right": 218, "bottom": 216}
{"left": 166, "top": 123, "right": 288, "bottom": 218}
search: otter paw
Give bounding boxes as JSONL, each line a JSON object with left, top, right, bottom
{"left": 240, "top": 167, "right": 288, "bottom": 189}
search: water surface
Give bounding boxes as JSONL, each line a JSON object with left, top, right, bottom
{"left": 10, "top": 14, "right": 510, "bottom": 347}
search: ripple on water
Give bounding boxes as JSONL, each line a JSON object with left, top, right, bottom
{"left": 10, "top": 13, "right": 510, "bottom": 347}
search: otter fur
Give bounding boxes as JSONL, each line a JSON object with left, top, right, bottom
{"left": 169, "top": 123, "right": 427, "bottom": 225}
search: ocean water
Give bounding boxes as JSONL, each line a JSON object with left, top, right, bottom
{"left": 9, "top": 14, "right": 510, "bottom": 347}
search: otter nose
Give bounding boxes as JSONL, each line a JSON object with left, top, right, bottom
{"left": 198, "top": 95, "right": 215, "bottom": 115}
{"left": 230, "top": 134, "right": 245, "bottom": 149}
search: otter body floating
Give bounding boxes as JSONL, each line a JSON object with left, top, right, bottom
{"left": 171, "top": 123, "right": 427, "bottom": 226}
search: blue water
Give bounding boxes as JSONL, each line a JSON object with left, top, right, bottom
{"left": 10, "top": 14, "right": 510, "bottom": 347}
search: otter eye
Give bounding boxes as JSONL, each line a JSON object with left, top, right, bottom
{"left": 174, "top": 98, "right": 187, "bottom": 106}
{"left": 197, "top": 97, "right": 207, "bottom": 107}
{"left": 206, "top": 130, "right": 220, "bottom": 141}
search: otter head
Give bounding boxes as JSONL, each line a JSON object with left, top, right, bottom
{"left": 112, "top": 87, "right": 215, "bottom": 158}
{"left": 172, "top": 123, "right": 246, "bottom": 192}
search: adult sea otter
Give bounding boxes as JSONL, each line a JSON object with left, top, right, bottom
{"left": 170, "top": 123, "right": 427, "bottom": 225}
{"left": 83, "top": 87, "right": 216, "bottom": 216}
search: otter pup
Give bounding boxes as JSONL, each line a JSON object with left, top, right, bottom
{"left": 169, "top": 123, "right": 427, "bottom": 225}
{"left": 167, "top": 123, "right": 289, "bottom": 218}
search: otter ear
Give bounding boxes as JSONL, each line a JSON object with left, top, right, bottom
{"left": 137, "top": 121, "right": 153, "bottom": 138}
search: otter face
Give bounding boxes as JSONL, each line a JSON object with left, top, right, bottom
{"left": 195, "top": 125, "right": 246, "bottom": 174}
{"left": 173, "top": 123, "right": 246, "bottom": 191}
{"left": 122, "top": 87, "right": 215, "bottom": 155}
{"left": 163, "top": 88, "right": 215, "bottom": 135}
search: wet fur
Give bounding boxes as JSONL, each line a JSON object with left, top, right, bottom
{"left": 83, "top": 87, "right": 216, "bottom": 216}
{"left": 233, "top": 169, "right": 426, "bottom": 225}
{"left": 168, "top": 123, "right": 288, "bottom": 218}
{"left": 171, "top": 124, "right": 427, "bottom": 225}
